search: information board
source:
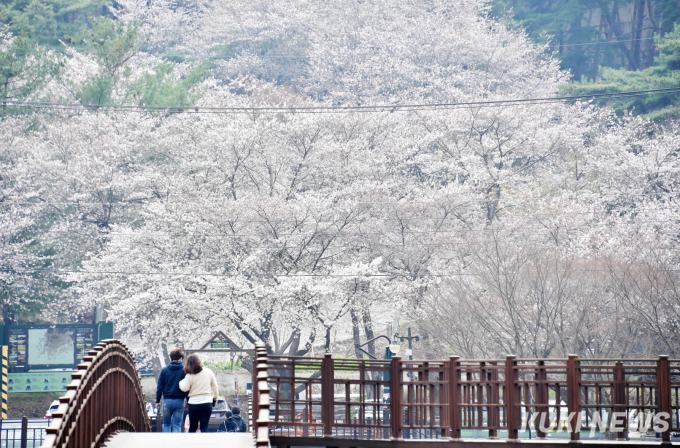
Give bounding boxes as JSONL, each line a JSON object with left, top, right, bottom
{"left": 76, "top": 328, "right": 95, "bottom": 363}
{"left": 7, "top": 372, "right": 74, "bottom": 393}
{"left": 7, "top": 328, "right": 28, "bottom": 369}
{"left": 0, "top": 322, "right": 113, "bottom": 372}
{"left": 28, "top": 328, "right": 76, "bottom": 365}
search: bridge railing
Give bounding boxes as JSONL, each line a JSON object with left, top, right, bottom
{"left": 253, "top": 350, "right": 680, "bottom": 442}
{"left": 41, "top": 339, "right": 150, "bottom": 448}
{"left": 253, "top": 342, "right": 271, "bottom": 448}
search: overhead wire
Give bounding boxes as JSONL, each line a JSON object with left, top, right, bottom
{"left": 3, "top": 267, "right": 677, "bottom": 278}
{"left": 3, "top": 35, "right": 660, "bottom": 55}
{"left": 546, "top": 36, "right": 657, "bottom": 49}
{"left": 30, "top": 217, "right": 680, "bottom": 239}
{"left": 3, "top": 87, "right": 680, "bottom": 114}
{"left": 1, "top": 190, "right": 677, "bottom": 207}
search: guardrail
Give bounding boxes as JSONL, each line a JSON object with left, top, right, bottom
{"left": 40, "top": 339, "right": 150, "bottom": 448}
{"left": 253, "top": 352, "right": 680, "bottom": 443}
{"left": 0, "top": 417, "right": 51, "bottom": 448}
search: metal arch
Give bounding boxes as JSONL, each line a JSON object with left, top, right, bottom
{"left": 355, "top": 334, "right": 392, "bottom": 360}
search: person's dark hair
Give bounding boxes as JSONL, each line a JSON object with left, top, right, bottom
{"left": 225, "top": 410, "right": 233, "bottom": 418}
{"left": 231, "top": 406, "right": 240, "bottom": 415}
{"left": 169, "top": 348, "right": 184, "bottom": 361}
{"left": 183, "top": 354, "right": 203, "bottom": 374}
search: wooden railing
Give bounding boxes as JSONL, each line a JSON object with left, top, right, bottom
{"left": 41, "top": 339, "right": 150, "bottom": 448}
{"left": 252, "top": 342, "right": 271, "bottom": 448}
{"left": 253, "top": 351, "right": 680, "bottom": 443}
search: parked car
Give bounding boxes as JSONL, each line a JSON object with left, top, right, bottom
{"left": 146, "top": 402, "right": 159, "bottom": 431}
{"left": 207, "top": 397, "right": 229, "bottom": 432}
{"left": 138, "top": 367, "right": 154, "bottom": 377}
{"left": 134, "top": 353, "right": 155, "bottom": 378}
{"left": 45, "top": 400, "right": 60, "bottom": 419}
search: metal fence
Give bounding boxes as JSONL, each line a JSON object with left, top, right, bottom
{"left": 253, "top": 351, "right": 680, "bottom": 443}
{"left": 0, "top": 417, "right": 50, "bottom": 448}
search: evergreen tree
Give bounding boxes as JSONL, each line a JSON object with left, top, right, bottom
{"left": 0, "top": 0, "right": 109, "bottom": 48}
{"left": 562, "top": 26, "right": 680, "bottom": 121}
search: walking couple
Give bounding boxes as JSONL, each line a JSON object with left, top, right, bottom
{"left": 156, "top": 348, "right": 219, "bottom": 433}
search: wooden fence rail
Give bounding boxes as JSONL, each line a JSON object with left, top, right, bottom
{"left": 252, "top": 351, "right": 680, "bottom": 443}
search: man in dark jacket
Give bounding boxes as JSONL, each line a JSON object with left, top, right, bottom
{"left": 230, "top": 406, "right": 247, "bottom": 432}
{"left": 156, "top": 348, "right": 188, "bottom": 432}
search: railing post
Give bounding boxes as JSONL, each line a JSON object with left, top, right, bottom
{"left": 614, "top": 361, "right": 627, "bottom": 440}
{"left": 449, "top": 356, "right": 460, "bottom": 439}
{"left": 21, "top": 416, "right": 28, "bottom": 448}
{"left": 390, "top": 356, "right": 401, "bottom": 439}
{"left": 535, "top": 360, "right": 548, "bottom": 439}
{"left": 566, "top": 354, "right": 580, "bottom": 441}
{"left": 505, "top": 355, "right": 518, "bottom": 440}
{"left": 489, "top": 361, "right": 499, "bottom": 438}
{"left": 254, "top": 342, "right": 271, "bottom": 448}
{"left": 252, "top": 348, "right": 259, "bottom": 437}
{"left": 657, "top": 355, "right": 671, "bottom": 444}
{"left": 322, "top": 353, "right": 334, "bottom": 437}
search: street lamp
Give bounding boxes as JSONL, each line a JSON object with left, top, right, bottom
{"left": 389, "top": 338, "right": 401, "bottom": 355}
{"left": 399, "top": 327, "right": 419, "bottom": 361}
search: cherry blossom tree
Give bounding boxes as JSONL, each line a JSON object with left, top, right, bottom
{"left": 2, "top": 0, "right": 679, "bottom": 367}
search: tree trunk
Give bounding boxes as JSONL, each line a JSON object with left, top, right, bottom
{"left": 631, "top": 0, "right": 646, "bottom": 69}
{"left": 362, "top": 309, "right": 376, "bottom": 359}
{"left": 351, "top": 308, "right": 364, "bottom": 359}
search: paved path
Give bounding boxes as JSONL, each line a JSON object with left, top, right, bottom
{"left": 103, "top": 432, "right": 255, "bottom": 448}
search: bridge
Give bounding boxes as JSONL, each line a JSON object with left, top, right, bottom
{"left": 39, "top": 339, "right": 258, "bottom": 448}
{"left": 38, "top": 340, "right": 680, "bottom": 448}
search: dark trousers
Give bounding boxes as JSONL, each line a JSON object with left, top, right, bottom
{"left": 188, "top": 402, "right": 212, "bottom": 432}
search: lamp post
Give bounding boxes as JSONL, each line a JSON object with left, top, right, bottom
{"left": 399, "top": 327, "right": 419, "bottom": 361}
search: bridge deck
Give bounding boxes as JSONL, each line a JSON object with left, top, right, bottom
{"left": 102, "top": 432, "right": 255, "bottom": 448}
{"left": 269, "top": 437, "right": 679, "bottom": 448}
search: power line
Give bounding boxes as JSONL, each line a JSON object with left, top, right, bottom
{"left": 4, "top": 267, "right": 677, "bottom": 278}
{"left": 2, "top": 35, "right": 661, "bottom": 55}
{"left": 1, "top": 190, "right": 677, "bottom": 207}
{"left": 33, "top": 217, "right": 680, "bottom": 239}
{"left": 0, "top": 267, "right": 465, "bottom": 277}
{"left": 3, "top": 87, "right": 680, "bottom": 114}
{"left": 547, "top": 36, "right": 657, "bottom": 49}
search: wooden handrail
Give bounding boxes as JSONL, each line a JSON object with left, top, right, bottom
{"left": 41, "top": 340, "right": 150, "bottom": 448}
{"left": 263, "top": 353, "right": 679, "bottom": 442}
{"left": 253, "top": 342, "right": 271, "bottom": 448}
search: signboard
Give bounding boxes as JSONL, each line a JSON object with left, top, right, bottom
{"left": 28, "top": 328, "right": 75, "bottom": 365}
{"left": 7, "top": 372, "right": 74, "bottom": 393}
{"left": 0, "top": 322, "right": 113, "bottom": 372}
{"left": 210, "top": 340, "right": 231, "bottom": 349}
{"left": 7, "top": 328, "right": 28, "bottom": 369}
{"left": 76, "top": 328, "right": 95, "bottom": 364}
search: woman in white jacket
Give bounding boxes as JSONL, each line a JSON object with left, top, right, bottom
{"left": 179, "top": 354, "right": 219, "bottom": 433}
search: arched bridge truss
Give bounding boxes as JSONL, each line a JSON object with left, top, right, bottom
{"left": 41, "top": 339, "right": 150, "bottom": 448}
